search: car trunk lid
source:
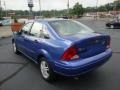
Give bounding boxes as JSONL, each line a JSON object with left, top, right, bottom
{"left": 63, "top": 33, "right": 110, "bottom": 59}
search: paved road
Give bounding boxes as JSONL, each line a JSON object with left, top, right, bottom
{"left": 0, "top": 20, "right": 120, "bottom": 90}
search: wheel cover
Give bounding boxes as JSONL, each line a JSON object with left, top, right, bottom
{"left": 13, "top": 43, "right": 16, "bottom": 52}
{"left": 40, "top": 61, "right": 50, "bottom": 79}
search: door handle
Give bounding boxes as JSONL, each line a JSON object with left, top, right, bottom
{"left": 22, "top": 36, "right": 27, "bottom": 41}
{"left": 34, "top": 40, "right": 39, "bottom": 43}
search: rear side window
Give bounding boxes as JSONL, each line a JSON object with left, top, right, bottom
{"left": 42, "top": 25, "right": 49, "bottom": 36}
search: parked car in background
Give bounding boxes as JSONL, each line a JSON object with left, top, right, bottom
{"left": 0, "top": 18, "right": 5, "bottom": 26}
{"left": 12, "top": 19, "right": 112, "bottom": 81}
{"left": 106, "top": 19, "right": 120, "bottom": 29}
{"left": 0, "top": 19, "right": 12, "bottom": 26}
{"left": 58, "top": 16, "right": 68, "bottom": 19}
{"left": 0, "top": 21, "right": 3, "bottom": 26}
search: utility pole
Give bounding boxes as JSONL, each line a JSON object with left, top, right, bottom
{"left": 67, "top": 0, "right": 69, "bottom": 17}
{"left": 4, "top": 0, "right": 7, "bottom": 17}
{"left": 0, "top": 0, "right": 2, "bottom": 18}
{"left": 28, "top": 0, "right": 34, "bottom": 19}
{"left": 113, "top": 1, "right": 117, "bottom": 19}
{"left": 95, "top": 0, "right": 98, "bottom": 20}
{"left": 38, "top": 0, "right": 41, "bottom": 17}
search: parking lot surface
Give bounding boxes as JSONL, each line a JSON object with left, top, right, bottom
{"left": 0, "top": 20, "right": 120, "bottom": 90}
{"left": 0, "top": 26, "right": 12, "bottom": 38}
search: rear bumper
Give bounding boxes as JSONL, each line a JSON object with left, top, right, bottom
{"left": 52, "top": 48, "right": 112, "bottom": 76}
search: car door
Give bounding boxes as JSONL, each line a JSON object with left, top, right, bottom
{"left": 22, "top": 22, "right": 43, "bottom": 60}
{"left": 24, "top": 22, "right": 50, "bottom": 61}
{"left": 15, "top": 22, "right": 33, "bottom": 54}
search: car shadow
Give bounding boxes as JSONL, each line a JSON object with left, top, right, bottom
{"left": 28, "top": 58, "right": 104, "bottom": 89}
{"left": 17, "top": 52, "right": 106, "bottom": 90}
{"left": 48, "top": 70, "right": 104, "bottom": 90}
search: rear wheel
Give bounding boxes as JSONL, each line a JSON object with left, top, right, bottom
{"left": 39, "top": 57, "right": 55, "bottom": 81}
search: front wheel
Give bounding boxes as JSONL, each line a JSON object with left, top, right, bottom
{"left": 12, "top": 42, "right": 20, "bottom": 54}
{"left": 40, "top": 57, "right": 55, "bottom": 81}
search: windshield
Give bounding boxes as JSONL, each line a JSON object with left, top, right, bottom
{"left": 49, "top": 20, "right": 94, "bottom": 36}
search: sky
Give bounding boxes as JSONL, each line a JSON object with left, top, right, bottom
{"left": 1, "top": 0, "right": 115, "bottom": 11}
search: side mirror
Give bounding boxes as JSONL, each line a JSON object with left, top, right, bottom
{"left": 44, "top": 34, "right": 50, "bottom": 39}
{"left": 17, "top": 31, "right": 22, "bottom": 35}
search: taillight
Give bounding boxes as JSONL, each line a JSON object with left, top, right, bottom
{"left": 61, "top": 46, "right": 79, "bottom": 61}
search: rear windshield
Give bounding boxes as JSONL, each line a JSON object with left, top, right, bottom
{"left": 49, "top": 20, "right": 94, "bottom": 36}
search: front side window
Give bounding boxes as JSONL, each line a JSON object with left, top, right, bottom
{"left": 30, "top": 22, "right": 42, "bottom": 37}
{"left": 30, "top": 22, "right": 50, "bottom": 39}
{"left": 49, "top": 20, "right": 94, "bottom": 36}
{"left": 22, "top": 23, "right": 33, "bottom": 34}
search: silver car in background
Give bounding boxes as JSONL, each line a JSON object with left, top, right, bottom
{"left": 0, "top": 19, "right": 12, "bottom": 26}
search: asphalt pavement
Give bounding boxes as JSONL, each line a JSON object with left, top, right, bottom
{"left": 0, "top": 26, "right": 12, "bottom": 39}
{"left": 0, "top": 20, "right": 120, "bottom": 90}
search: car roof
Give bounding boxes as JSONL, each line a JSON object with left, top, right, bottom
{"left": 38, "top": 18, "right": 67, "bottom": 21}
{"left": 27, "top": 18, "right": 68, "bottom": 23}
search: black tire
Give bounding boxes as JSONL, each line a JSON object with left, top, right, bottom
{"left": 12, "top": 42, "right": 20, "bottom": 54}
{"left": 39, "top": 57, "right": 55, "bottom": 81}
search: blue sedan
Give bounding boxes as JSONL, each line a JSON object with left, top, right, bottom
{"left": 12, "top": 19, "right": 112, "bottom": 81}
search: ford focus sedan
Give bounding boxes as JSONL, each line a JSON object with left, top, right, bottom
{"left": 12, "top": 19, "right": 112, "bottom": 81}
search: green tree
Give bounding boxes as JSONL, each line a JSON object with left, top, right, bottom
{"left": 115, "top": 0, "right": 120, "bottom": 10}
{"left": 73, "top": 2, "right": 84, "bottom": 17}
